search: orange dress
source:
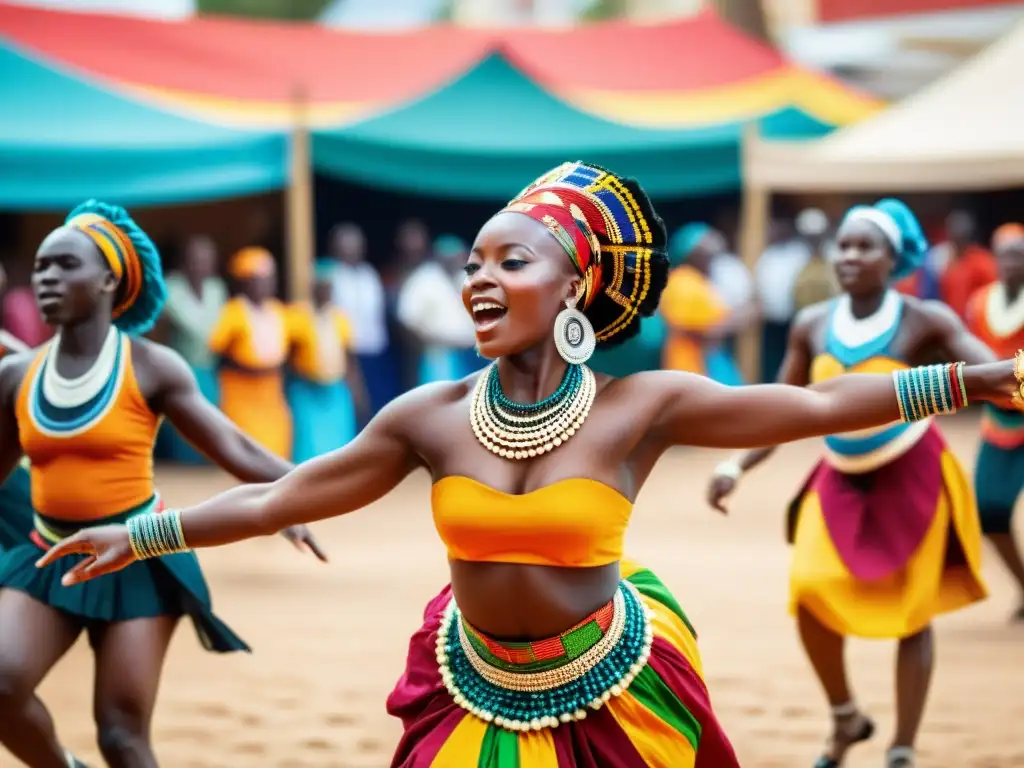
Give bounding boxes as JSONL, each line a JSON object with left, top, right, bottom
{"left": 209, "top": 296, "right": 292, "bottom": 459}
{"left": 659, "top": 265, "right": 727, "bottom": 375}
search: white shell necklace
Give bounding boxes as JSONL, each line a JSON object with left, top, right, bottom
{"left": 985, "top": 283, "right": 1024, "bottom": 337}
{"left": 470, "top": 363, "right": 595, "bottom": 460}
{"left": 41, "top": 326, "right": 120, "bottom": 408}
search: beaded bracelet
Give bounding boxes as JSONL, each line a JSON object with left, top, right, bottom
{"left": 893, "top": 363, "right": 966, "bottom": 423}
{"left": 126, "top": 509, "right": 188, "bottom": 560}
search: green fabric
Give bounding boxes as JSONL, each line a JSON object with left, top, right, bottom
{"left": 313, "top": 53, "right": 834, "bottom": 200}
{"left": 630, "top": 664, "right": 703, "bottom": 751}
{"left": 478, "top": 726, "right": 519, "bottom": 768}
{"left": 627, "top": 567, "right": 697, "bottom": 638}
{"left": 0, "top": 42, "right": 286, "bottom": 210}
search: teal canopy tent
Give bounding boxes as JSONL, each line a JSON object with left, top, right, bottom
{"left": 312, "top": 52, "right": 835, "bottom": 201}
{"left": 0, "top": 42, "right": 287, "bottom": 210}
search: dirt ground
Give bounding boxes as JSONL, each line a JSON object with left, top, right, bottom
{"left": 15, "top": 416, "right": 1024, "bottom": 767}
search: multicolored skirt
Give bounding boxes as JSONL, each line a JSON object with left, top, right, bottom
{"left": 787, "top": 425, "right": 987, "bottom": 638}
{"left": 286, "top": 375, "right": 357, "bottom": 463}
{"left": 0, "top": 495, "right": 248, "bottom": 653}
{"left": 387, "top": 562, "right": 739, "bottom": 767}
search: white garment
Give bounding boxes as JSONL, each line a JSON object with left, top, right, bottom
{"left": 755, "top": 239, "right": 811, "bottom": 322}
{"left": 709, "top": 253, "right": 754, "bottom": 311}
{"left": 332, "top": 262, "right": 388, "bottom": 355}
{"left": 396, "top": 262, "right": 475, "bottom": 349}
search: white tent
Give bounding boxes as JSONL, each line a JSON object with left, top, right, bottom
{"left": 746, "top": 20, "right": 1024, "bottom": 192}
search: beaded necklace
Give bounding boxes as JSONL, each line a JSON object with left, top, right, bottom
{"left": 470, "top": 362, "right": 595, "bottom": 460}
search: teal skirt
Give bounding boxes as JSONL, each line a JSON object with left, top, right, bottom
{"left": 287, "top": 375, "right": 357, "bottom": 464}
{"left": 974, "top": 439, "right": 1024, "bottom": 534}
{"left": 0, "top": 464, "right": 33, "bottom": 551}
{"left": 157, "top": 364, "right": 219, "bottom": 465}
{"left": 0, "top": 496, "right": 249, "bottom": 653}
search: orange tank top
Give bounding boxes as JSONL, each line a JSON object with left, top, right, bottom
{"left": 16, "top": 330, "right": 159, "bottom": 521}
{"left": 431, "top": 476, "right": 631, "bottom": 568}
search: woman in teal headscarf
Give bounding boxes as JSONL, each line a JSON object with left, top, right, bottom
{"left": 286, "top": 260, "right": 365, "bottom": 463}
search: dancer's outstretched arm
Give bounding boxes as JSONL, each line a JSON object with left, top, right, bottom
{"left": 36, "top": 387, "right": 428, "bottom": 582}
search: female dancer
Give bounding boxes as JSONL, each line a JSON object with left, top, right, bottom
{"left": 39, "top": 168, "right": 1020, "bottom": 768}
{"left": 209, "top": 247, "right": 293, "bottom": 459}
{"left": 0, "top": 201, "right": 323, "bottom": 768}
{"left": 287, "top": 260, "right": 367, "bottom": 462}
{"left": 966, "top": 222, "right": 1024, "bottom": 617}
{"left": 706, "top": 199, "right": 993, "bottom": 768}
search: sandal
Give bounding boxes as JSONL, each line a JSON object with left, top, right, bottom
{"left": 813, "top": 701, "right": 875, "bottom": 768}
{"left": 65, "top": 751, "right": 90, "bottom": 768}
{"left": 886, "top": 746, "right": 915, "bottom": 767}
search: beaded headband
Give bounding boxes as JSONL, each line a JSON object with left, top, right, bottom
{"left": 66, "top": 213, "right": 143, "bottom": 321}
{"left": 502, "top": 161, "right": 662, "bottom": 343}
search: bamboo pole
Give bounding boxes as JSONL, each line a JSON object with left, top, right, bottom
{"left": 737, "top": 122, "right": 770, "bottom": 383}
{"left": 286, "top": 86, "right": 313, "bottom": 302}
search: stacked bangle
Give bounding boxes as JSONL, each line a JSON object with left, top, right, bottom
{"left": 127, "top": 509, "right": 188, "bottom": 560}
{"left": 893, "top": 363, "right": 967, "bottom": 423}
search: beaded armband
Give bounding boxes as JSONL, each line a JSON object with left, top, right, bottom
{"left": 127, "top": 509, "right": 188, "bottom": 560}
{"left": 893, "top": 363, "right": 967, "bottom": 423}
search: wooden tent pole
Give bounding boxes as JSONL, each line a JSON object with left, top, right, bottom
{"left": 287, "top": 85, "right": 313, "bottom": 302}
{"left": 737, "top": 122, "right": 770, "bottom": 384}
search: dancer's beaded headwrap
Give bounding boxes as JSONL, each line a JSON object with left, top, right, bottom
{"left": 501, "top": 161, "right": 669, "bottom": 346}
{"left": 64, "top": 200, "right": 166, "bottom": 336}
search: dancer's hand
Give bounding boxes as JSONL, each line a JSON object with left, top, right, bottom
{"left": 281, "top": 525, "right": 328, "bottom": 562}
{"left": 34, "top": 525, "right": 136, "bottom": 585}
{"left": 706, "top": 473, "right": 737, "bottom": 515}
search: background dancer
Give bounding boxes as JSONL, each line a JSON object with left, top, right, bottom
{"left": 0, "top": 201, "right": 323, "bottom": 768}
{"left": 966, "top": 222, "right": 1024, "bottom": 619}
{"left": 707, "top": 199, "right": 996, "bottom": 768}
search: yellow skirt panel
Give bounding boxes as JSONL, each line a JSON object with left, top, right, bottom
{"left": 789, "top": 451, "right": 987, "bottom": 638}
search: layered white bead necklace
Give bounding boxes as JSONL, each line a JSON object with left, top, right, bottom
{"left": 470, "top": 362, "right": 595, "bottom": 460}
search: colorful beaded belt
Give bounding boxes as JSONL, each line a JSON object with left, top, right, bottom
{"left": 436, "top": 580, "right": 654, "bottom": 732}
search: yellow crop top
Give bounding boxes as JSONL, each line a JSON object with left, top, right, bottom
{"left": 431, "top": 476, "right": 631, "bottom": 568}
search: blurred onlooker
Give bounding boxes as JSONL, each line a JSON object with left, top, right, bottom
{"left": 792, "top": 213, "right": 838, "bottom": 313}
{"left": 396, "top": 234, "right": 476, "bottom": 385}
{"left": 328, "top": 222, "right": 394, "bottom": 415}
{"left": 661, "top": 224, "right": 752, "bottom": 385}
{"left": 934, "top": 210, "right": 998, "bottom": 320}
{"left": 209, "top": 247, "right": 293, "bottom": 459}
{"left": 390, "top": 219, "right": 433, "bottom": 392}
{"left": 287, "top": 260, "right": 368, "bottom": 463}
{"left": 754, "top": 211, "right": 822, "bottom": 381}
{"left": 161, "top": 234, "right": 227, "bottom": 464}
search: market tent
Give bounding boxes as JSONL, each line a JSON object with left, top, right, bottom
{"left": 746, "top": 21, "right": 1024, "bottom": 192}
{"left": 0, "top": 2, "right": 879, "bottom": 131}
{"left": 313, "top": 50, "right": 871, "bottom": 200}
{"left": 0, "top": 41, "right": 286, "bottom": 210}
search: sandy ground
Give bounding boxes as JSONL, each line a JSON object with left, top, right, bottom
{"left": 10, "top": 416, "right": 1024, "bottom": 767}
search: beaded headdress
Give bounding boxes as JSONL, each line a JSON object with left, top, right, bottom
{"left": 501, "top": 161, "right": 668, "bottom": 346}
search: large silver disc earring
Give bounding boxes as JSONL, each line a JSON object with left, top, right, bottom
{"left": 554, "top": 296, "right": 596, "bottom": 365}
